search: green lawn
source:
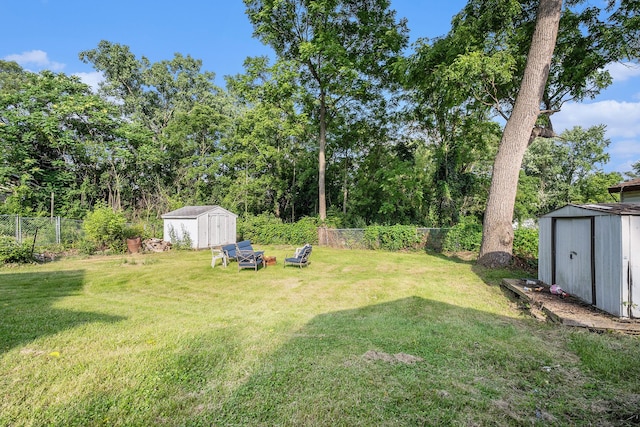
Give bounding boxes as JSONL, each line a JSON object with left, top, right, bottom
{"left": 1, "top": 247, "right": 639, "bottom": 426}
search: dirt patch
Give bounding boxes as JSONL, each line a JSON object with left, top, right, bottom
{"left": 362, "top": 350, "right": 424, "bottom": 364}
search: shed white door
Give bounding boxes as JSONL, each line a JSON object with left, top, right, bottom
{"left": 630, "top": 217, "right": 640, "bottom": 318}
{"left": 555, "top": 218, "right": 593, "bottom": 304}
{"left": 208, "top": 214, "right": 227, "bottom": 247}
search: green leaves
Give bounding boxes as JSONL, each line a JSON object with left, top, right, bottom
{"left": 0, "top": 62, "right": 120, "bottom": 216}
{"left": 520, "top": 125, "right": 617, "bottom": 215}
{"left": 244, "top": 0, "right": 409, "bottom": 220}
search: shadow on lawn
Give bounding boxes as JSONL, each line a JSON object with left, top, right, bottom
{"left": 0, "top": 270, "right": 124, "bottom": 355}
{"left": 204, "top": 296, "right": 556, "bottom": 426}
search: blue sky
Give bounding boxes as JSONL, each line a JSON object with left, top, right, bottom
{"left": 2, "top": 0, "right": 639, "bottom": 175}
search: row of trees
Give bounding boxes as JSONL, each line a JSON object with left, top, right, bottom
{"left": 1, "top": 0, "right": 639, "bottom": 264}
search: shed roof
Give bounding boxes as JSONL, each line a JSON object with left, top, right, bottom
{"left": 543, "top": 203, "right": 640, "bottom": 217}
{"left": 608, "top": 178, "right": 640, "bottom": 194}
{"left": 161, "top": 205, "right": 236, "bottom": 219}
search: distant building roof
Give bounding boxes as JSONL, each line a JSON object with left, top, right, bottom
{"left": 608, "top": 178, "right": 640, "bottom": 194}
{"left": 571, "top": 203, "right": 640, "bottom": 215}
{"left": 161, "top": 205, "right": 236, "bottom": 219}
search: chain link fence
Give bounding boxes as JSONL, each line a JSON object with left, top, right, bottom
{"left": 0, "top": 215, "right": 84, "bottom": 247}
{"left": 318, "top": 227, "right": 449, "bottom": 251}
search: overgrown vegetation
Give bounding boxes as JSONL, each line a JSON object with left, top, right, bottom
{"left": 0, "top": 236, "right": 32, "bottom": 264}
{"left": 363, "top": 225, "right": 422, "bottom": 251}
{"left": 238, "top": 214, "right": 319, "bottom": 245}
{"left": 3, "top": 0, "right": 636, "bottom": 230}
{"left": 442, "top": 216, "right": 483, "bottom": 252}
{"left": 82, "top": 204, "right": 145, "bottom": 254}
{"left": 513, "top": 227, "right": 539, "bottom": 260}
{"left": 1, "top": 248, "right": 638, "bottom": 425}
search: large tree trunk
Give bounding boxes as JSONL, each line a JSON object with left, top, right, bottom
{"left": 478, "top": 0, "right": 563, "bottom": 268}
{"left": 318, "top": 90, "right": 327, "bottom": 221}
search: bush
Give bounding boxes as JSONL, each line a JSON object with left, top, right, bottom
{"left": 363, "top": 225, "right": 422, "bottom": 251}
{"left": 513, "top": 227, "right": 538, "bottom": 269}
{"left": 83, "top": 204, "right": 127, "bottom": 252}
{"left": 239, "top": 214, "right": 318, "bottom": 245}
{"left": 442, "top": 216, "right": 483, "bottom": 252}
{"left": 76, "top": 239, "right": 98, "bottom": 256}
{"left": 0, "top": 236, "right": 33, "bottom": 264}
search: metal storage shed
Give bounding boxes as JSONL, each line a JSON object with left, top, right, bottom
{"left": 161, "top": 206, "right": 237, "bottom": 250}
{"left": 538, "top": 203, "right": 640, "bottom": 318}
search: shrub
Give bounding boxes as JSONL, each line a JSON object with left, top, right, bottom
{"left": 239, "top": 214, "right": 318, "bottom": 245}
{"left": 83, "top": 204, "right": 127, "bottom": 252}
{"left": 363, "top": 225, "right": 421, "bottom": 251}
{"left": 76, "top": 239, "right": 98, "bottom": 255}
{"left": 442, "top": 216, "right": 483, "bottom": 252}
{"left": 0, "top": 236, "right": 33, "bottom": 264}
{"left": 513, "top": 227, "right": 538, "bottom": 270}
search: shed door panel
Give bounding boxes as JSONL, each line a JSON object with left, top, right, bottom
{"left": 555, "top": 218, "right": 593, "bottom": 303}
{"left": 209, "top": 214, "right": 227, "bottom": 247}
{"left": 631, "top": 217, "right": 640, "bottom": 318}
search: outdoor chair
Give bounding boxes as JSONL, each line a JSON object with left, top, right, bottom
{"left": 221, "top": 243, "right": 238, "bottom": 263}
{"left": 237, "top": 249, "right": 265, "bottom": 271}
{"left": 284, "top": 244, "right": 312, "bottom": 268}
{"left": 219, "top": 240, "right": 265, "bottom": 270}
{"left": 210, "top": 247, "right": 227, "bottom": 268}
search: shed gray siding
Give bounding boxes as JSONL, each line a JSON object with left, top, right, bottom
{"left": 593, "top": 215, "right": 623, "bottom": 317}
{"left": 538, "top": 218, "right": 553, "bottom": 287}
{"left": 623, "top": 216, "right": 640, "bottom": 318}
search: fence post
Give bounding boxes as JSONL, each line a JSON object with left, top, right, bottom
{"left": 16, "top": 215, "right": 21, "bottom": 243}
{"left": 56, "top": 216, "right": 61, "bottom": 245}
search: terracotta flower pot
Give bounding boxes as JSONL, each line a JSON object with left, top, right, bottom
{"left": 126, "top": 237, "right": 142, "bottom": 253}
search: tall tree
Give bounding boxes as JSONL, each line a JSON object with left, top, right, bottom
{"left": 0, "top": 61, "right": 119, "bottom": 217}
{"left": 627, "top": 160, "right": 640, "bottom": 179}
{"left": 80, "top": 41, "right": 233, "bottom": 216}
{"left": 519, "top": 125, "right": 618, "bottom": 216}
{"left": 409, "top": 0, "right": 639, "bottom": 266}
{"left": 225, "top": 56, "right": 313, "bottom": 219}
{"left": 478, "top": 0, "right": 640, "bottom": 266}
{"left": 478, "top": 0, "right": 563, "bottom": 267}
{"left": 244, "top": 0, "right": 408, "bottom": 221}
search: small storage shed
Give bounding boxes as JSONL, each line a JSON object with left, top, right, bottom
{"left": 161, "top": 206, "right": 237, "bottom": 250}
{"left": 538, "top": 203, "right": 640, "bottom": 318}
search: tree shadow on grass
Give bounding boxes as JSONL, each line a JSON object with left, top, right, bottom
{"left": 0, "top": 270, "right": 125, "bottom": 355}
{"left": 201, "top": 296, "right": 577, "bottom": 426}
{"left": 426, "top": 250, "right": 478, "bottom": 265}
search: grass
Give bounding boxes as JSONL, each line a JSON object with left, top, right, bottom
{"left": 1, "top": 246, "right": 639, "bottom": 426}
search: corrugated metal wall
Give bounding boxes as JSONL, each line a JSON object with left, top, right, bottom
{"left": 538, "top": 217, "right": 553, "bottom": 286}
{"left": 625, "top": 216, "right": 640, "bottom": 318}
{"left": 538, "top": 206, "right": 639, "bottom": 318}
{"left": 594, "top": 215, "right": 623, "bottom": 317}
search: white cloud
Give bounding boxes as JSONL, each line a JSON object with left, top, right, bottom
{"left": 3, "top": 49, "right": 65, "bottom": 71}
{"left": 605, "top": 62, "right": 640, "bottom": 82}
{"left": 553, "top": 100, "right": 640, "bottom": 174}
{"left": 553, "top": 100, "right": 640, "bottom": 139}
{"left": 609, "top": 139, "right": 640, "bottom": 157}
{"left": 73, "top": 71, "right": 104, "bottom": 92}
